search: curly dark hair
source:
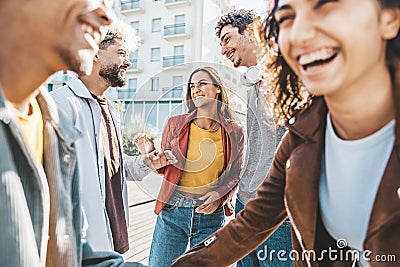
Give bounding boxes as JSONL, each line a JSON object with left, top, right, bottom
{"left": 99, "top": 31, "right": 122, "bottom": 50}
{"left": 215, "top": 9, "right": 257, "bottom": 38}
{"left": 258, "top": 0, "right": 400, "bottom": 125}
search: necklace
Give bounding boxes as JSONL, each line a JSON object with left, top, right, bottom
{"left": 193, "top": 119, "right": 219, "bottom": 131}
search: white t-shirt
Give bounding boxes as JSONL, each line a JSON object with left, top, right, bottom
{"left": 319, "top": 113, "right": 395, "bottom": 265}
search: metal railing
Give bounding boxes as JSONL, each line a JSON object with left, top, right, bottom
{"left": 162, "top": 55, "right": 184, "bottom": 68}
{"left": 121, "top": 0, "right": 140, "bottom": 11}
{"left": 162, "top": 86, "right": 184, "bottom": 98}
{"left": 129, "top": 58, "right": 138, "bottom": 69}
{"left": 165, "top": 0, "right": 189, "bottom": 4}
{"left": 117, "top": 89, "right": 136, "bottom": 99}
{"left": 164, "top": 23, "right": 186, "bottom": 36}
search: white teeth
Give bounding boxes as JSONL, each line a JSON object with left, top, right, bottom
{"left": 81, "top": 23, "right": 101, "bottom": 45}
{"left": 195, "top": 96, "right": 204, "bottom": 100}
{"left": 84, "top": 33, "right": 99, "bottom": 51}
{"left": 81, "top": 23, "right": 93, "bottom": 34}
{"left": 298, "top": 48, "right": 336, "bottom": 65}
{"left": 93, "top": 31, "right": 101, "bottom": 45}
{"left": 227, "top": 50, "right": 234, "bottom": 60}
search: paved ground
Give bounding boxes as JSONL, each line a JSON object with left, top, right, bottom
{"left": 122, "top": 174, "right": 160, "bottom": 265}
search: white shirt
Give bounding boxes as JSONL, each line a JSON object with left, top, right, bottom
{"left": 319, "top": 113, "right": 395, "bottom": 265}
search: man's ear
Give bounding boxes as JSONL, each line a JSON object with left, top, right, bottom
{"left": 94, "top": 54, "right": 100, "bottom": 63}
{"left": 380, "top": 8, "right": 400, "bottom": 40}
{"left": 243, "top": 23, "right": 255, "bottom": 41}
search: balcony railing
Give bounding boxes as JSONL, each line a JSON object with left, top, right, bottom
{"left": 164, "top": 23, "right": 186, "bottom": 36}
{"left": 171, "top": 86, "right": 184, "bottom": 98}
{"left": 127, "top": 56, "right": 143, "bottom": 73}
{"left": 121, "top": 0, "right": 142, "bottom": 11}
{"left": 162, "top": 86, "right": 184, "bottom": 98}
{"left": 117, "top": 89, "right": 136, "bottom": 99}
{"left": 129, "top": 58, "right": 138, "bottom": 69}
{"left": 164, "top": 0, "right": 191, "bottom": 8}
{"left": 162, "top": 55, "right": 184, "bottom": 68}
{"left": 165, "top": 0, "right": 187, "bottom": 3}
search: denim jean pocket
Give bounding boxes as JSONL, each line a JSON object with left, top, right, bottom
{"left": 212, "top": 206, "right": 224, "bottom": 214}
{"left": 163, "top": 203, "right": 177, "bottom": 211}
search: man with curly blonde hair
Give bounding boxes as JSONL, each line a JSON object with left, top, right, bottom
{"left": 51, "top": 21, "right": 176, "bottom": 254}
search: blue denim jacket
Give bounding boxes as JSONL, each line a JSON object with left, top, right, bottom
{"left": 0, "top": 87, "right": 141, "bottom": 267}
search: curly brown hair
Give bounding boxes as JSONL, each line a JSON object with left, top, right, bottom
{"left": 257, "top": 0, "right": 400, "bottom": 126}
{"left": 215, "top": 9, "right": 257, "bottom": 38}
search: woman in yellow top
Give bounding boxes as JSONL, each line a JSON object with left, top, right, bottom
{"left": 145, "top": 67, "right": 244, "bottom": 267}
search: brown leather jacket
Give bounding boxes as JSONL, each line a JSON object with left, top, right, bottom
{"left": 171, "top": 97, "right": 400, "bottom": 266}
{"left": 154, "top": 110, "right": 244, "bottom": 216}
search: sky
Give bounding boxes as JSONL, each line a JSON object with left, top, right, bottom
{"left": 232, "top": 0, "right": 266, "bottom": 12}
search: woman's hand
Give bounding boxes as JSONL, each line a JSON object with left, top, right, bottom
{"left": 195, "top": 191, "right": 222, "bottom": 214}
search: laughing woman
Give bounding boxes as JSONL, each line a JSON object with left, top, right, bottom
{"left": 148, "top": 66, "right": 244, "bottom": 267}
{"left": 171, "top": 0, "right": 400, "bottom": 266}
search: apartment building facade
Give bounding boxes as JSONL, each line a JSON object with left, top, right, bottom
{"left": 46, "top": 0, "right": 248, "bottom": 134}
{"left": 112, "top": 0, "right": 249, "bottom": 134}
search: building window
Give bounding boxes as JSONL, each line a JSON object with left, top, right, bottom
{"left": 172, "top": 76, "right": 184, "bottom": 98}
{"left": 162, "top": 46, "right": 184, "bottom": 68}
{"left": 124, "top": 100, "right": 186, "bottom": 133}
{"left": 174, "top": 14, "right": 185, "bottom": 34}
{"left": 129, "top": 51, "right": 139, "bottom": 69}
{"left": 174, "top": 45, "right": 184, "bottom": 56}
{"left": 118, "top": 78, "right": 137, "bottom": 99}
{"left": 121, "top": 0, "right": 140, "bottom": 11}
{"left": 173, "top": 76, "right": 183, "bottom": 88}
{"left": 175, "top": 14, "right": 185, "bottom": 24}
{"left": 151, "top": 48, "right": 160, "bottom": 62}
{"left": 130, "top": 21, "right": 139, "bottom": 32}
{"left": 151, "top": 77, "right": 159, "bottom": 91}
{"left": 129, "top": 78, "right": 137, "bottom": 91}
{"left": 152, "top": 18, "right": 161, "bottom": 33}
{"left": 164, "top": 15, "right": 185, "bottom": 36}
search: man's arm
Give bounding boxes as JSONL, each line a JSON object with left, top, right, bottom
{"left": 123, "top": 150, "right": 177, "bottom": 181}
{"left": 81, "top": 240, "right": 147, "bottom": 267}
{"left": 123, "top": 154, "right": 153, "bottom": 181}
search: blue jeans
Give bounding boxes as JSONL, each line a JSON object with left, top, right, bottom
{"left": 149, "top": 203, "right": 225, "bottom": 267}
{"left": 236, "top": 199, "right": 294, "bottom": 267}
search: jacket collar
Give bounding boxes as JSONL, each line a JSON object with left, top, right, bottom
{"left": 393, "top": 78, "right": 400, "bottom": 146}
{"left": 0, "top": 83, "right": 80, "bottom": 147}
{"left": 285, "top": 95, "right": 400, "bottom": 252}
{"left": 285, "top": 96, "right": 328, "bottom": 141}
{"left": 66, "top": 76, "right": 95, "bottom": 100}
{"left": 288, "top": 95, "right": 400, "bottom": 146}
{"left": 0, "top": 87, "right": 13, "bottom": 125}
{"left": 67, "top": 75, "right": 118, "bottom": 116}
{"left": 37, "top": 87, "right": 81, "bottom": 146}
